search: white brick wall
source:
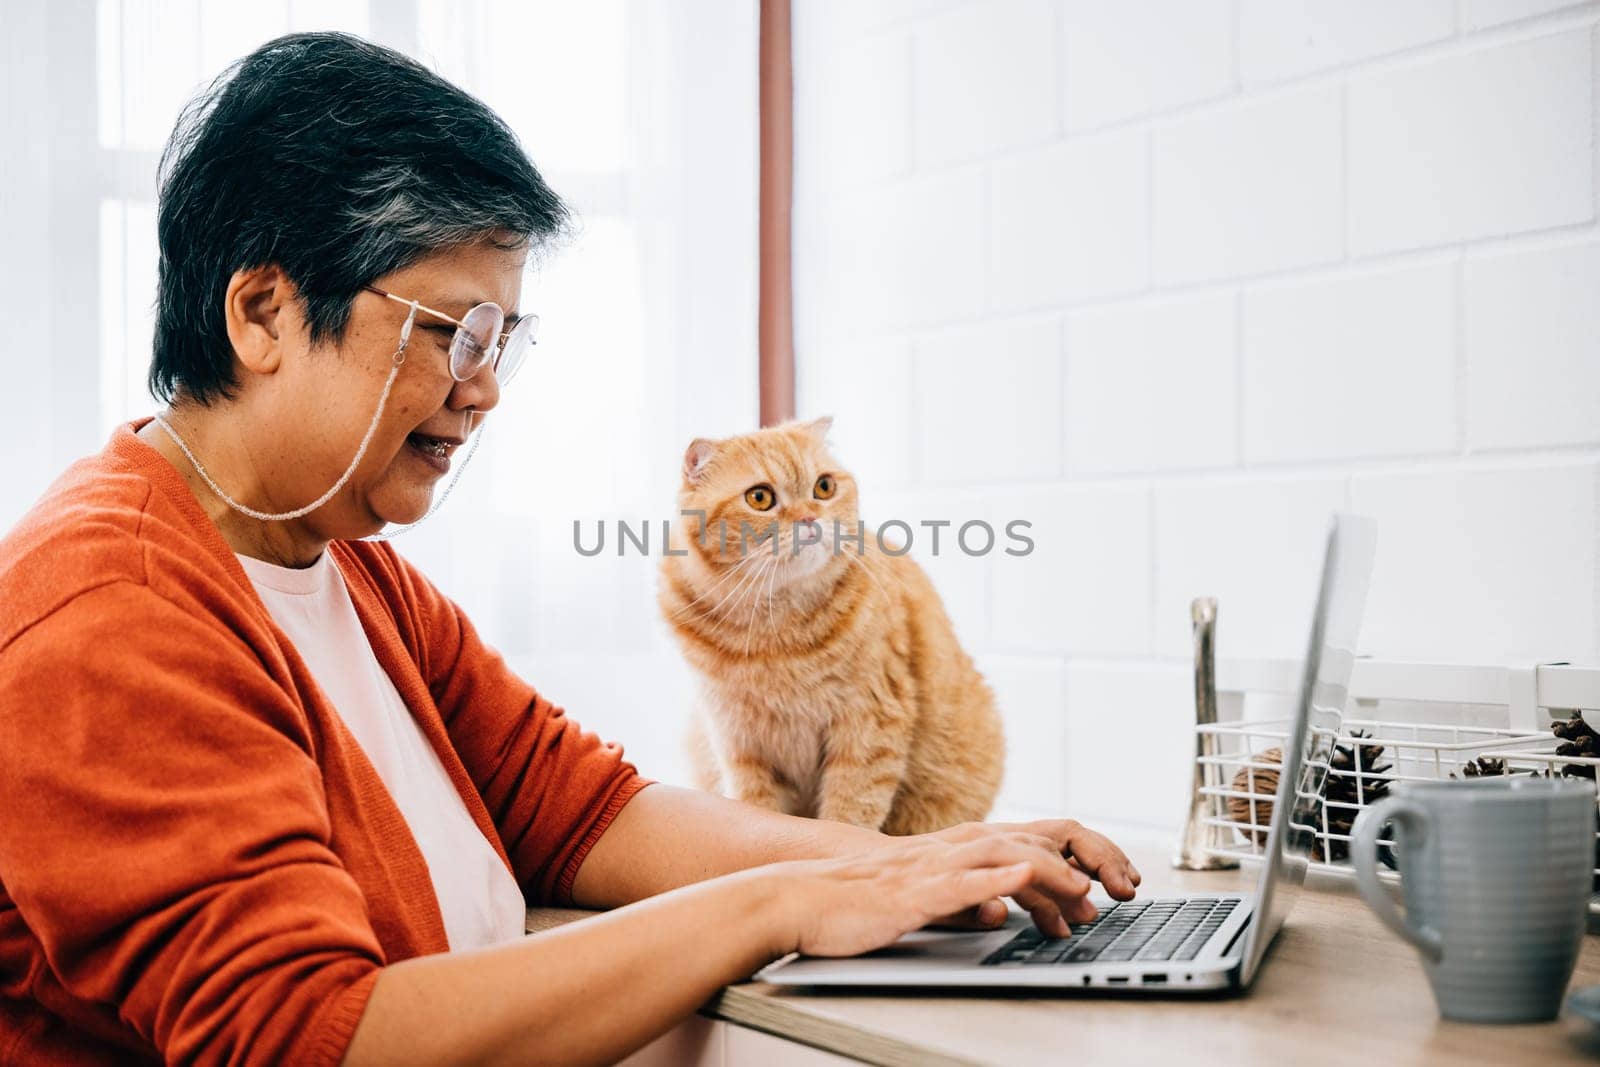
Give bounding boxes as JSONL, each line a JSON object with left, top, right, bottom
{"left": 1060, "top": 1, "right": 1235, "bottom": 130}
{"left": 1346, "top": 29, "right": 1593, "bottom": 255}
{"left": 912, "top": 0, "right": 1058, "bottom": 166}
{"left": 1059, "top": 663, "right": 1193, "bottom": 828}
{"left": 1464, "top": 238, "right": 1600, "bottom": 449}
{"left": 1351, "top": 462, "right": 1599, "bottom": 663}
{"left": 990, "top": 130, "right": 1148, "bottom": 309}
{"left": 796, "top": 337, "right": 917, "bottom": 488}
{"left": 1152, "top": 475, "right": 1350, "bottom": 659}
{"left": 915, "top": 317, "right": 1065, "bottom": 484}
{"left": 1150, "top": 84, "right": 1344, "bottom": 283}
{"left": 796, "top": 27, "right": 911, "bottom": 191}
{"left": 1066, "top": 293, "right": 1236, "bottom": 473}
{"left": 793, "top": 0, "right": 1600, "bottom": 835}
{"left": 800, "top": 169, "right": 988, "bottom": 339}
{"left": 981, "top": 655, "right": 1069, "bottom": 811}
{"left": 989, "top": 483, "right": 1152, "bottom": 656}
{"left": 1242, "top": 260, "right": 1457, "bottom": 462}
{"left": 1237, "top": 0, "right": 1455, "bottom": 84}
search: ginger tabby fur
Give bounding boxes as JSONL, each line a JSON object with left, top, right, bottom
{"left": 658, "top": 417, "right": 1003, "bottom": 835}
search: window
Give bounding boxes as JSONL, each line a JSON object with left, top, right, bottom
{"left": 7, "top": 0, "right": 757, "bottom": 782}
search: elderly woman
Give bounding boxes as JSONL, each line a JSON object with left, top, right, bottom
{"left": 0, "top": 33, "right": 1138, "bottom": 1066}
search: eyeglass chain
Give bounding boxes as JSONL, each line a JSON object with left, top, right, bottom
{"left": 153, "top": 308, "right": 482, "bottom": 539}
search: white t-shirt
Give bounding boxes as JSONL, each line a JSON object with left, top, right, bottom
{"left": 236, "top": 550, "right": 526, "bottom": 952}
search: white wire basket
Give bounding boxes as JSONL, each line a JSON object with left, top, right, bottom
{"left": 1188, "top": 659, "right": 1600, "bottom": 916}
{"left": 1196, "top": 718, "right": 1566, "bottom": 868}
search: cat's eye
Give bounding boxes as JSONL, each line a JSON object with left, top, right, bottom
{"left": 814, "top": 475, "right": 837, "bottom": 500}
{"left": 744, "top": 484, "right": 776, "bottom": 511}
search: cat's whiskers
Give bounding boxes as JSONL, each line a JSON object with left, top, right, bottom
{"left": 741, "top": 555, "right": 778, "bottom": 657}
{"left": 723, "top": 542, "right": 785, "bottom": 616}
{"left": 671, "top": 561, "right": 759, "bottom": 629}
{"left": 667, "top": 551, "right": 764, "bottom": 622}
{"left": 746, "top": 551, "right": 785, "bottom": 654}
{"left": 704, "top": 551, "right": 774, "bottom": 626}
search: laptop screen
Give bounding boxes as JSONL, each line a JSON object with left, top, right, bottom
{"left": 1238, "top": 513, "right": 1377, "bottom": 984}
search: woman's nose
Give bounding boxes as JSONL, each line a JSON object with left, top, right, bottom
{"left": 448, "top": 358, "right": 502, "bottom": 418}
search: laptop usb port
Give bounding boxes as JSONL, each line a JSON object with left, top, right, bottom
{"left": 1106, "top": 975, "right": 1129, "bottom": 984}
{"left": 1141, "top": 974, "right": 1168, "bottom": 984}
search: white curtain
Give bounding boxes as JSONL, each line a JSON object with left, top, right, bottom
{"left": 0, "top": 0, "right": 758, "bottom": 785}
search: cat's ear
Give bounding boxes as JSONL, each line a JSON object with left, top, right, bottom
{"left": 683, "top": 438, "right": 718, "bottom": 483}
{"left": 800, "top": 415, "right": 834, "bottom": 441}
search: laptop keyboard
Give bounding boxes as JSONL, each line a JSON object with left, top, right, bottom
{"left": 980, "top": 898, "right": 1239, "bottom": 966}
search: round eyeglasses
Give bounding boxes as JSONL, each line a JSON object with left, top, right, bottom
{"left": 364, "top": 285, "right": 539, "bottom": 386}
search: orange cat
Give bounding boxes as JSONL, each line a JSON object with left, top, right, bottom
{"left": 658, "top": 417, "right": 1004, "bottom": 835}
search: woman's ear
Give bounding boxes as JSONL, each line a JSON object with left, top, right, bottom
{"left": 683, "top": 438, "right": 718, "bottom": 483}
{"left": 223, "top": 265, "right": 292, "bottom": 376}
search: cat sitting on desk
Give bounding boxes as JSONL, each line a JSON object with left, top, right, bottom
{"left": 658, "top": 417, "right": 1003, "bottom": 835}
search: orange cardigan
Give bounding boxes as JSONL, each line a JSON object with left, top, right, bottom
{"left": 0, "top": 421, "right": 650, "bottom": 1065}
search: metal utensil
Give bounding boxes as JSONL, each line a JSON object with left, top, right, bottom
{"left": 1173, "top": 596, "right": 1239, "bottom": 870}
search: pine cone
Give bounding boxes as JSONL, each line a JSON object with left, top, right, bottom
{"left": 1551, "top": 713, "right": 1600, "bottom": 780}
{"left": 1321, "top": 729, "right": 1393, "bottom": 864}
{"left": 1226, "top": 732, "right": 1396, "bottom": 867}
{"left": 1226, "top": 749, "right": 1281, "bottom": 846}
{"left": 1550, "top": 714, "right": 1599, "bottom": 888}
{"left": 1451, "top": 756, "right": 1551, "bottom": 780}
{"left": 1453, "top": 756, "right": 1506, "bottom": 778}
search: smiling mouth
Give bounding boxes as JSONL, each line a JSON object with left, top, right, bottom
{"left": 408, "top": 431, "right": 463, "bottom": 455}
{"left": 405, "top": 432, "right": 464, "bottom": 471}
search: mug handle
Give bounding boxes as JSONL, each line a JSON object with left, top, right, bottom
{"left": 1349, "top": 796, "right": 1443, "bottom": 963}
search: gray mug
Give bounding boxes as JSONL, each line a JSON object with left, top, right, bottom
{"left": 1349, "top": 775, "right": 1595, "bottom": 1023}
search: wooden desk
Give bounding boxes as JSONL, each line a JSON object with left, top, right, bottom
{"left": 527, "top": 830, "right": 1600, "bottom": 1065}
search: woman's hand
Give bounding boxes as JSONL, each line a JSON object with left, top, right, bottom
{"left": 760, "top": 827, "right": 1124, "bottom": 958}
{"left": 920, "top": 819, "right": 1142, "bottom": 937}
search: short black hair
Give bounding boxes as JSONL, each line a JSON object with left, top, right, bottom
{"left": 150, "top": 31, "right": 570, "bottom": 405}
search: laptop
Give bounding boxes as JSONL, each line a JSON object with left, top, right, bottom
{"left": 758, "top": 512, "right": 1377, "bottom": 994}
